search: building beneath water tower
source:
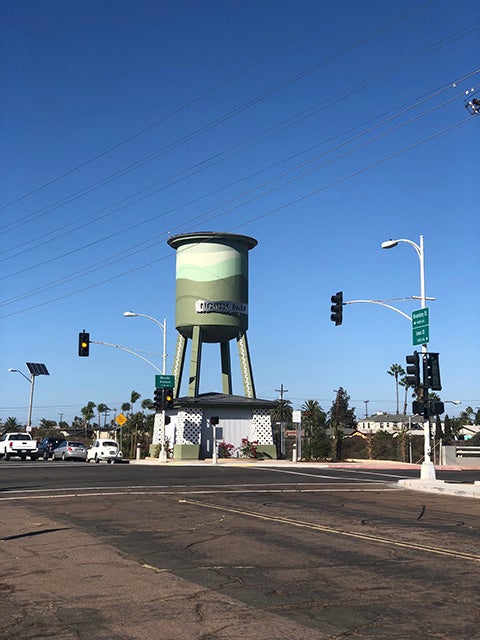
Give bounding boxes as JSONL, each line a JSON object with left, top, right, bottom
{"left": 156, "top": 231, "right": 277, "bottom": 460}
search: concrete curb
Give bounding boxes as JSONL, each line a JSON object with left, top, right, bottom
{"left": 130, "top": 458, "right": 473, "bottom": 471}
{"left": 398, "top": 478, "right": 480, "bottom": 498}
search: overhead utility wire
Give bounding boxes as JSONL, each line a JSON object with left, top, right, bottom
{"left": 0, "top": 2, "right": 431, "bottom": 234}
{"left": 4, "top": 13, "right": 474, "bottom": 246}
{"left": 4, "top": 25, "right": 478, "bottom": 260}
{"left": 0, "top": 85, "right": 464, "bottom": 289}
{"left": 0, "top": 0, "right": 359, "bottom": 213}
{"left": 0, "top": 115, "right": 472, "bottom": 319}
{"left": 1, "top": 75, "right": 460, "bottom": 269}
{"left": 3, "top": 32, "right": 478, "bottom": 264}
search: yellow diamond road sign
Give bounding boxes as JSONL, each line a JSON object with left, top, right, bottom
{"left": 115, "top": 413, "right": 127, "bottom": 426}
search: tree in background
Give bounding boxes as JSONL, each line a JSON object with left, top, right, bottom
{"left": 81, "top": 402, "right": 96, "bottom": 434}
{"left": 459, "top": 406, "right": 474, "bottom": 426}
{"left": 270, "top": 398, "right": 292, "bottom": 459}
{"left": 3, "top": 417, "right": 21, "bottom": 432}
{"left": 387, "top": 364, "right": 405, "bottom": 415}
{"left": 301, "top": 400, "right": 329, "bottom": 460}
{"left": 328, "top": 387, "right": 356, "bottom": 461}
{"left": 141, "top": 398, "right": 155, "bottom": 412}
{"left": 398, "top": 375, "right": 412, "bottom": 415}
{"left": 38, "top": 418, "right": 57, "bottom": 430}
{"left": 96, "top": 403, "right": 111, "bottom": 429}
{"left": 130, "top": 391, "right": 141, "bottom": 414}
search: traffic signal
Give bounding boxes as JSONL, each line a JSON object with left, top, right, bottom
{"left": 78, "top": 332, "right": 90, "bottom": 357}
{"left": 412, "top": 399, "right": 445, "bottom": 417}
{"left": 429, "top": 401, "right": 444, "bottom": 415}
{"left": 330, "top": 291, "right": 343, "bottom": 326}
{"left": 425, "top": 352, "right": 442, "bottom": 391}
{"left": 163, "top": 387, "right": 174, "bottom": 409}
{"left": 154, "top": 388, "right": 163, "bottom": 411}
{"left": 210, "top": 416, "right": 219, "bottom": 425}
{"left": 412, "top": 400, "right": 424, "bottom": 416}
{"left": 405, "top": 351, "right": 420, "bottom": 388}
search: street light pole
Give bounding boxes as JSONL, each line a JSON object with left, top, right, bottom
{"left": 123, "top": 312, "right": 167, "bottom": 374}
{"left": 381, "top": 234, "right": 436, "bottom": 480}
{"left": 123, "top": 311, "right": 168, "bottom": 462}
{"left": 8, "top": 368, "right": 34, "bottom": 432}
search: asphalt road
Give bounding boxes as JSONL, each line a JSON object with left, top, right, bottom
{"left": 1, "top": 461, "right": 479, "bottom": 639}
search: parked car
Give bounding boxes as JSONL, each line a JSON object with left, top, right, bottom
{"left": 37, "top": 436, "right": 64, "bottom": 460}
{"left": 52, "top": 440, "right": 88, "bottom": 461}
{"left": 86, "top": 439, "right": 122, "bottom": 463}
{"left": 0, "top": 432, "right": 38, "bottom": 460}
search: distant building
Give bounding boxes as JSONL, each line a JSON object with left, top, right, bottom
{"left": 357, "top": 412, "right": 424, "bottom": 435}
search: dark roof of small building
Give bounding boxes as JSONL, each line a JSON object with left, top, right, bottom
{"left": 360, "top": 413, "right": 423, "bottom": 424}
{"left": 174, "top": 392, "right": 277, "bottom": 409}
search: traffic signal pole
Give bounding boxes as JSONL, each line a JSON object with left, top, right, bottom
{"left": 417, "top": 236, "right": 436, "bottom": 480}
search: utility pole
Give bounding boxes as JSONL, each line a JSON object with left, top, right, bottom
{"left": 364, "top": 400, "right": 369, "bottom": 419}
{"left": 276, "top": 384, "right": 288, "bottom": 400}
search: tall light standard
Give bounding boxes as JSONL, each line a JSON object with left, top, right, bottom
{"left": 8, "top": 363, "right": 49, "bottom": 432}
{"left": 123, "top": 312, "right": 167, "bottom": 374}
{"left": 123, "top": 311, "right": 168, "bottom": 461}
{"left": 381, "top": 235, "right": 436, "bottom": 480}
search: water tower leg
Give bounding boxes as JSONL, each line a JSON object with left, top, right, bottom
{"left": 172, "top": 334, "right": 187, "bottom": 398}
{"left": 237, "top": 332, "right": 256, "bottom": 398}
{"left": 188, "top": 325, "right": 203, "bottom": 397}
{"left": 220, "top": 341, "right": 233, "bottom": 395}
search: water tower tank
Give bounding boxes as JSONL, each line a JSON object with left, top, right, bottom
{"left": 168, "top": 232, "right": 257, "bottom": 343}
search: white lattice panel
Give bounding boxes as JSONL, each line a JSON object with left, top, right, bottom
{"left": 250, "top": 409, "right": 273, "bottom": 444}
{"left": 176, "top": 408, "right": 203, "bottom": 445}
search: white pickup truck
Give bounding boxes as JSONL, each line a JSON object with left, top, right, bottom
{"left": 0, "top": 432, "right": 38, "bottom": 460}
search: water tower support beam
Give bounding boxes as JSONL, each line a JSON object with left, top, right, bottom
{"left": 188, "top": 326, "right": 203, "bottom": 397}
{"left": 220, "top": 342, "right": 233, "bottom": 395}
{"left": 172, "top": 334, "right": 187, "bottom": 398}
{"left": 237, "top": 332, "right": 256, "bottom": 398}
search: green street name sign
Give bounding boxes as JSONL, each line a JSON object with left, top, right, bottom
{"left": 412, "top": 308, "right": 429, "bottom": 346}
{"left": 412, "top": 308, "right": 429, "bottom": 328}
{"left": 413, "top": 325, "right": 429, "bottom": 346}
{"left": 155, "top": 374, "right": 175, "bottom": 388}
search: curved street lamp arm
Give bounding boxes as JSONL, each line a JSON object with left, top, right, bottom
{"left": 344, "top": 300, "right": 412, "bottom": 321}
{"left": 391, "top": 238, "right": 422, "bottom": 259}
{"left": 91, "top": 341, "right": 162, "bottom": 373}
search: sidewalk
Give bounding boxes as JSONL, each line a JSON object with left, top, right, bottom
{"left": 131, "top": 457, "right": 480, "bottom": 499}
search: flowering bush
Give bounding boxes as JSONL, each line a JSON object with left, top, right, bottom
{"left": 240, "top": 438, "right": 260, "bottom": 458}
{"left": 218, "top": 441, "right": 234, "bottom": 458}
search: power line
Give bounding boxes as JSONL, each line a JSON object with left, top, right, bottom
{"left": 0, "top": 1, "right": 433, "bottom": 234}
{"left": 0, "top": 0, "right": 360, "bottom": 213}
{"left": 0, "top": 115, "right": 472, "bottom": 319}
{"left": 0, "top": 87, "right": 465, "bottom": 302}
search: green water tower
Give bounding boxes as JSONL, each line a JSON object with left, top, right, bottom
{"left": 167, "top": 232, "right": 257, "bottom": 398}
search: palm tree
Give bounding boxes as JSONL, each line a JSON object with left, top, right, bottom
{"left": 387, "top": 364, "right": 405, "bottom": 415}
{"left": 399, "top": 376, "right": 412, "bottom": 415}
{"left": 130, "top": 391, "right": 141, "bottom": 415}
{"left": 141, "top": 398, "right": 155, "bottom": 412}
{"left": 3, "top": 416, "right": 21, "bottom": 432}
{"left": 270, "top": 399, "right": 292, "bottom": 458}
{"left": 97, "top": 403, "right": 111, "bottom": 428}
{"left": 81, "top": 402, "right": 96, "bottom": 433}
{"left": 301, "top": 400, "right": 328, "bottom": 460}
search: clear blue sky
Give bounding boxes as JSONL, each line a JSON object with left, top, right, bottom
{"left": 1, "top": 0, "right": 479, "bottom": 426}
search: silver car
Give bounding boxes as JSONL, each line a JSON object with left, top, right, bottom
{"left": 52, "top": 440, "right": 88, "bottom": 461}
